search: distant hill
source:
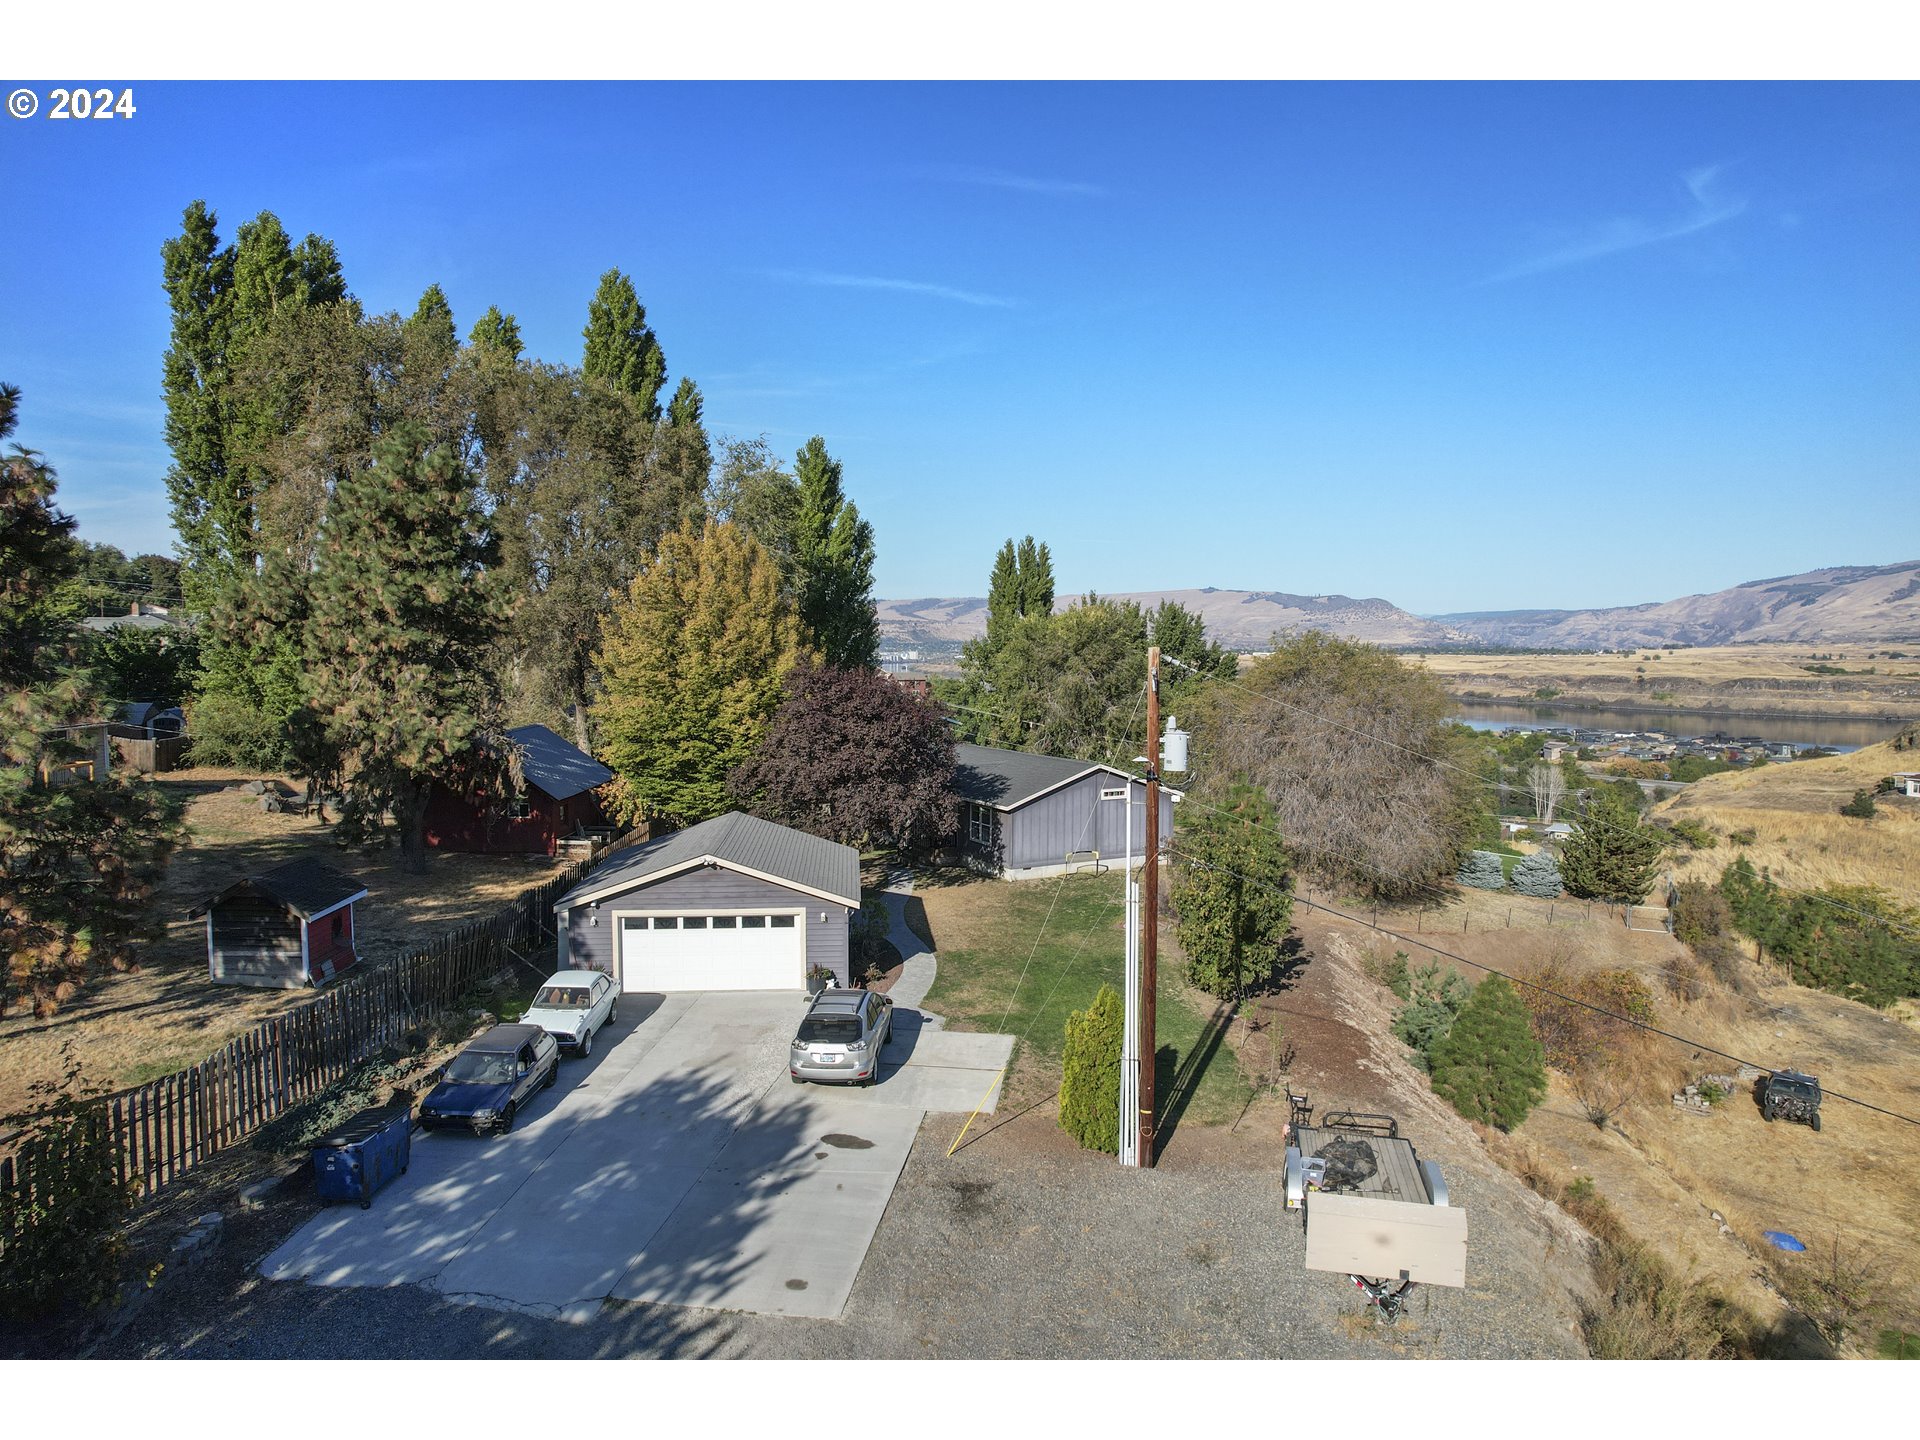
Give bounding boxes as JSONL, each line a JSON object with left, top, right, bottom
{"left": 876, "top": 587, "right": 1469, "bottom": 650}
{"left": 1438, "top": 562, "right": 1920, "bottom": 649}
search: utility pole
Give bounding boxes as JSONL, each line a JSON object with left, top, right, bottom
{"left": 1140, "top": 645, "right": 1161, "bottom": 1167}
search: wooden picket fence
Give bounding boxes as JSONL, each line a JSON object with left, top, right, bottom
{"left": 0, "top": 841, "right": 628, "bottom": 1223}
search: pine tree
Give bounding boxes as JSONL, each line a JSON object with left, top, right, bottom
{"left": 582, "top": 268, "right": 667, "bottom": 422}
{"left": 1427, "top": 973, "right": 1547, "bottom": 1129}
{"left": 1059, "top": 984, "right": 1124, "bottom": 1153}
{"left": 593, "top": 520, "right": 813, "bottom": 827}
{"left": 304, "top": 421, "right": 506, "bottom": 874}
{"left": 791, "top": 436, "right": 879, "bottom": 669}
{"left": 1510, "top": 848, "right": 1564, "bottom": 898}
{"left": 1456, "top": 849, "right": 1507, "bottom": 890}
{"left": 1, "top": 387, "right": 182, "bottom": 1017}
{"left": 1171, "top": 786, "right": 1294, "bottom": 999}
{"left": 1560, "top": 787, "right": 1665, "bottom": 902}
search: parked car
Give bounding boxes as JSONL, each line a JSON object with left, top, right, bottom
{"left": 522, "top": 969, "right": 618, "bottom": 1056}
{"left": 420, "top": 1024, "right": 559, "bottom": 1135}
{"left": 790, "top": 988, "right": 892, "bottom": 1086}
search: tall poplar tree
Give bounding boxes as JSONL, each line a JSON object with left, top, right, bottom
{"left": 468, "top": 305, "right": 523, "bottom": 359}
{"left": 161, "top": 200, "right": 235, "bottom": 610}
{"left": 581, "top": 268, "right": 667, "bottom": 422}
{"left": 791, "top": 436, "right": 879, "bottom": 669}
{"left": 304, "top": 422, "right": 506, "bottom": 873}
{"left": 593, "top": 520, "right": 813, "bottom": 827}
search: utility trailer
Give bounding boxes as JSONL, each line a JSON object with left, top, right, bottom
{"left": 1284, "top": 1110, "right": 1468, "bottom": 1323}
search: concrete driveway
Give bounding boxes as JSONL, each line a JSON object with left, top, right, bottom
{"left": 260, "top": 991, "right": 1011, "bottom": 1323}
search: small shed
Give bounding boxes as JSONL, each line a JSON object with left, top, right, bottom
{"left": 553, "top": 811, "right": 858, "bottom": 993}
{"left": 950, "top": 743, "right": 1178, "bottom": 878}
{"left": 190, "top": 858, "right": 367, "bottom": 989}
{"left": 424, "top": 724, "right": 614, "bottom": 856}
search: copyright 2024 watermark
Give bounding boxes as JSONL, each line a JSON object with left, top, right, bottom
{"left": 8, "top": 87, "right": 139, "bottom": 121}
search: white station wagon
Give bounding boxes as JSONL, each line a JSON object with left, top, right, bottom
{"left": 522, "top": 969, "right": 618, "bottom": 1056}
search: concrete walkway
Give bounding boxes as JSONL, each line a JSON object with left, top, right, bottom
{"left": 876, "top": 869, "right": 939, "bottom": 1019}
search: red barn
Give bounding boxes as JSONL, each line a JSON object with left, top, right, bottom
{"left": 424, "top": 724, "right": 614, "bottom": 856}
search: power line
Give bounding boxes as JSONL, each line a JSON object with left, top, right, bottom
{"left": 1167, "top": 842, "right": 1920, "bottom": 1130}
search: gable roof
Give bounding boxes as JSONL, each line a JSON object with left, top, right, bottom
{"left": 190, "top": 858, "right": 367, "bottom": 921}
{"left": 507, "top": 724, "right": 613, "bottom": 802}
{"left": 554, "top": 811, "right": 860, "bottom": 912}
{"left": 954, "top": 743, "right": 1149, "bottom": 811}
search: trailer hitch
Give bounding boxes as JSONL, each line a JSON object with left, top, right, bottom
{"left": 1350, "top": 1273, "right": 1417, "bottom": 1325}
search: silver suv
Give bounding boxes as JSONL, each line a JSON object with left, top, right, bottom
{"left": 790, "top": 989, "right": 892, "bottom": 1086}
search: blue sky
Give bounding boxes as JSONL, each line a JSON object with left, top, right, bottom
{"left": 1, "top": 81, "right": 1914, "bottom": 614}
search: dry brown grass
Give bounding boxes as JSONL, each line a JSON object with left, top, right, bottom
{"left": 1412, "top": 643, "right": 1920, "bottom": 719}
{"left": 1657, "top": 737, "right": 1920, "bottom": 903}
{"left": 0, "top": 766, "right": 574, "bottom": 1120}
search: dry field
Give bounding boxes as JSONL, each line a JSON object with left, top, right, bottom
{"left": 1411, "top": 643, "right": 1920, "bottom": 720}
{"left": 1656, "top": 734, "right": 1920, "bottom": 904}
{"left": 1300, "top": 884, "right": 1920, "bottom": 1348}
{"left": 0, "top": 767, "right": 572, "bottom": 1121}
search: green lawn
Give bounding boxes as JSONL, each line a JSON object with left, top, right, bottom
{"left": 918, "top": 871, "right": 1254, "bottom": 1127}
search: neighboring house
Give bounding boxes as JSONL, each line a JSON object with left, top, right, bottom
{"left": 1893, "top": 772, "right": 1920, "bottom": 798}
{"left": 553, "top": 810, "right": 859, "bottom": 993}
{"left": 111, "top": 701, "right": 186, "bottom": 740}
{"left": 1541, "top": 821, "right": 1575, "bottom": 842}
{"left": 190, "top": 858, "right": 366, "bottom": 989}
{"left": 883, "top": 670, "right": 933, "bottom": 703}
{"left": 950, "top": 742, "right": 1177, "bottom": 879}
{"left": 81, "top": 603, "right": 193, "bottom": 634}
{"left": 424, "top": 724, "right": 614, "bottom": 855}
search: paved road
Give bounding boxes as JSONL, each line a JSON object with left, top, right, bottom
{"left": 260, "top": 991, "right": 1011, "bottom": 1322}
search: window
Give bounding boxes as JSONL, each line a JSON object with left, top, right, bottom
{"left": 506, "top": 795, "right": 531, "bottom": 820}
{"left": 969, "top": 803, "right": 996, "bottom": 847}
{"left": 650, "top": 916, "right": 677, "bottom": 930}
{"left": 770, "top": 914, "right": 796, "bottom": 929}
{"left": 740, "top": 915, "right": 766, "bottom": 929}
{"left": 683, "top": 916, "right": 708, "bottom": 930}
{"left": 711, "top": 915, "right": 737, "bottom": 929}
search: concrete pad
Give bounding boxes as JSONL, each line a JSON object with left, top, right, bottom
{"left": 612, "top": 1093, "right": 924, "bottom": 1320}
{"left": 259, "top": 989, "right": 1010, "bottom": 1324}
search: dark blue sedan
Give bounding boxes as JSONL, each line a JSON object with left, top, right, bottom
{"left": 420, "top": 1024, "right": 559, "bottom": 1135}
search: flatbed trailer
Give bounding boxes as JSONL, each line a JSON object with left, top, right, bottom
{"left": 1284, "top": 1110, "right": 1467, "bottom": 1323}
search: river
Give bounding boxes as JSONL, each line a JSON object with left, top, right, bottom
{"left": 1448, "top": 701, "right": 1909, "bottom": 753}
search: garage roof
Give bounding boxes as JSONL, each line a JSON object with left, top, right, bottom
{"left": 554, "top": 811, "right": 861, "bottom": 912}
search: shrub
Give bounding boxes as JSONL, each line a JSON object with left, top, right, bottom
{"left": 1770, "top": 1238, "right": 1895, "bottom": 1347}
{"left": 1363, "top": 947, "right": 1412, "bottom": 1000}
{"left": 1509, "top": 849, "right": 1563, "bottom": 898}
{"left": 186, "top": 692, "right": 289, "bottom": 768}
{"left": 851, "top": 895, "right": 893, "bottom": 983}
{"left": 1455, "top": 849, "right": 1507, "bottom": 891}
{"left": 1428, "top": 973, "right": 1547, "bottom": 1130}
{"left": 1661, "top": 956, "right": 1705, "bottom": 1002}
{"left": 1058, "top": 984, "right": 1123, "bottom": 1153}
{"left": 1840, "top": 789, "right": 1877, "bottom": 819}
{"left": 0, "top": 1054, "right": 136, "bottom": 1322}
{"left": 1665, "top": 818, "right": 1718, "bottom": 850}
{"left": 1729, "top": 827, "right": 1756, "bottom": 846}
{"left": 1391, "top": 961, "right": 1472, "bottom": 1071}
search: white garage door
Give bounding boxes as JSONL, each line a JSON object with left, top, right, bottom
{"left": 617, "top": 912, "right": 804, "bottom": 992}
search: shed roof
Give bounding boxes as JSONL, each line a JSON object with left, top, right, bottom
{"left": 507, "top": 724, "right": 613, "bottom": 802}
{"left": 555, "top": 810, "right": 860, "bottom": 911}
{"left": 190, "top": 858, "right": 367, "bottom": 921}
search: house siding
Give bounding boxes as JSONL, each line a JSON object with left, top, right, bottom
{"left": 979, "top": 774, "right": 1176, "bottom": 874}
{"left": 559, "top": 865, "right": 850, "bottom": 986}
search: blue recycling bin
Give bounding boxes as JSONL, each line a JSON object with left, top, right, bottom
{"left": 313, "top": 1105, "right": 412, "bottom": 1209}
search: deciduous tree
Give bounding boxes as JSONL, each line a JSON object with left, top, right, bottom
{"left": 1170, "top": 786, "right": 1293, "bottom": 1000}
{"left": 728, "top": 665, "right": 955, "bottom": 853}
{"left": 790, "top": 437, "right": 879, "bottom": 670}
{"left": 594, "top": 520, "right": 813, "bottom": 827}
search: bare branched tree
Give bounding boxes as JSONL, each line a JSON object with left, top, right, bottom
{"left": 1529, "top": 760, "right": 1565, "bottom": 824}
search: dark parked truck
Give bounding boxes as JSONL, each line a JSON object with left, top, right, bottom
{"left": 1283, "top": 1110, "right": 1468, "bottom": 1323}
{"left": 1758, "top": 1070, "right": 1823, "bottom": 1131}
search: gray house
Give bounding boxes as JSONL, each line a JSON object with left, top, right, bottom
{"left": 553, "top": 811, "right": 859, "bottom": 992}
{"left": 952, "top": 743, "right": 1177, "bottom": 879}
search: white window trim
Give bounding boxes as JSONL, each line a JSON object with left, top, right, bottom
{"left": 968, "top": 803, "right": 996, "bottom": 847}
